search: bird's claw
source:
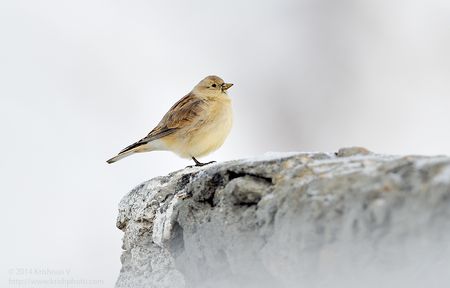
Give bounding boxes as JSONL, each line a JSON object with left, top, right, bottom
{"left": 186, "top": 160, "right": 216, "bottom": 168}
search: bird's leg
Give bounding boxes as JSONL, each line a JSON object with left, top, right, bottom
{"left": 191, "top": 157, "right": 216, "bottom": 167}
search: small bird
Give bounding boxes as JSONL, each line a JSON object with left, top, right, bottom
{"left": 107, "top": 75, "right": 233, "bottom": 167}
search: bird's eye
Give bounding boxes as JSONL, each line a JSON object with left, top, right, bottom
{"left": 211, "top": 84, "right": 217, "bottom": 88}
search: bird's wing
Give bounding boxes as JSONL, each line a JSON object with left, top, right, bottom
{"left": 151, "top": 92, "right": 207, "bottom": 135}
{"left": 118, "top": 92, "right": 206, "bottom": 154}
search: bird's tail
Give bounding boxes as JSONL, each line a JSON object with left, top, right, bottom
{"left": 107, "top": 140, "right": 150, "bottom": 164}
{"left": 106, "top": 150, "right": 136, "bottom": 164}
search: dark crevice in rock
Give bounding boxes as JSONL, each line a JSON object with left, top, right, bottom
{"left": 198, "top": 193, "right": 215, "bottom": 207}
{"left": 177, "top": 174, "right": 192, "bottom": 190}
{"left": 161, "top": 193, "right": 174, "bottom": 204}
{"left": 209, "top": 172, "right": 226, "bottom": 187}
{"left": 234, "top": 201, "right": 258, "bottom": 207}
{"left": 226, "top": 170, "right": 273, "bottom": 185}
{"left": 196, "top": 173, "right": 225, "bottom": 207}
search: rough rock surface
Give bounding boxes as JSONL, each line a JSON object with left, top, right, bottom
{"left": 115, "top": 148, "right": 450, "bottom": 288}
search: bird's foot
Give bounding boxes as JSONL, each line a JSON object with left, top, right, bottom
{"left": 196, "top": 160, "right": 216, "bottom": 167}
{"left": 186, "top": 157, "right": 216, "bottom": 168}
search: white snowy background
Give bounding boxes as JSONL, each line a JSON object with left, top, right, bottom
{"left": 1, "top": 0, "right": 450, "bottom": 286}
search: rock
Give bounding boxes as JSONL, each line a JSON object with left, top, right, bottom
{"left": 115, "top": 149, "right": 450, "bottom": 288}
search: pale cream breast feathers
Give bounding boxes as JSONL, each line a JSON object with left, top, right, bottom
{"left": 160, "top": 93, "right": 232, "bottom": 158}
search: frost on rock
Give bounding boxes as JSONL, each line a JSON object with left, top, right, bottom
{"left": 152, "top": 196, "right": 179, "bottom": 247}
{"left": 115, "top": 148, "right": 450, "bottom": 288}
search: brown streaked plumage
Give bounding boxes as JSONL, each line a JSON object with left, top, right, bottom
{"left": 106, "top": 75, "right": 233, "bottom": 167}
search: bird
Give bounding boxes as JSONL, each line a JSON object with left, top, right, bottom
{"left": 106, "top": 75, "right": 233, "bottom": 167}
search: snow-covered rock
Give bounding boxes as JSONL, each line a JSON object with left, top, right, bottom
{"left": 115, "top": 147, "right": 450, "bottom": 288}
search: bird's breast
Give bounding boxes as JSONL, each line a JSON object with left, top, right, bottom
{"left": 177, "top": 96, "right": 232, "bottom": 158}
{"left": 161, "top": 95, "right": 233, "bottom": 158}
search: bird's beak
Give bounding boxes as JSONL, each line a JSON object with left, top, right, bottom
{"left": 221, "top": 83, "right": 233, "bottom": 91}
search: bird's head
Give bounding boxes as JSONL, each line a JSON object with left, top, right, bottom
{"left": 194, "top": 75, "right": 233, "bottom": 96}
